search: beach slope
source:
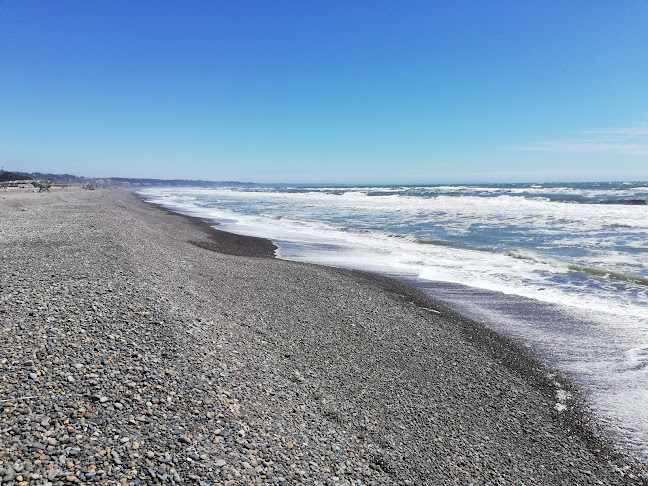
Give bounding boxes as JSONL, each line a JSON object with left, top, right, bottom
{"left": 0, "top": 188, "right": 644, "bottom": 485}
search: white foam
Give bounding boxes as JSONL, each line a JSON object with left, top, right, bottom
{"left": 554, "top": 387, "right": 572, "bottom": 413}
{"left": 140, "top": 187, "right": 648, "bottom": 319}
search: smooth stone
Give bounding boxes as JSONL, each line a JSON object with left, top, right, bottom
{"left": 111, "top": 451, "right": 122, "bottom": 464}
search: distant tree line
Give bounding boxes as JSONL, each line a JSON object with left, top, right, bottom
{"left": 0, "top": 169, "right": 260, "bottom": 187}
{"left": 0, "top": 170, "right": 32, "bottom": 182}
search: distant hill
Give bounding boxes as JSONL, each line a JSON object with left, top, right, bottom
{"left": 1, "top": 170, "right": 260, "bottom": 188}
{"left": 27, "top": 172, "right": 87, "bottom": 184}
{"left": 0, "top": 170, "right": 32, "bottom": 182}
{"left": 106, "top": 177, "right": 259, "bottom": 188}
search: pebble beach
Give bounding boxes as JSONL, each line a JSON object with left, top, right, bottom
{"left": 1, "top": 188, "right": 646, "bottom": 486}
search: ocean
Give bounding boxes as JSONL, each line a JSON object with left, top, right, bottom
{"left": 139, "top": 181, "right": 648, "bottom": 459}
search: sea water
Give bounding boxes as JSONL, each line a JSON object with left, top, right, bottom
{"left": 139, "top": 182, "right": 648, "bottom": 459}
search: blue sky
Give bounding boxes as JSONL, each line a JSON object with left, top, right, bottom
{"left": 1, "top": 1, "right": 646, "bottom": 183}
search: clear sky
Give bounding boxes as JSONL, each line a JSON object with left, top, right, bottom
{"left": 1, "top": 1, "right": 646, "bottom": 183}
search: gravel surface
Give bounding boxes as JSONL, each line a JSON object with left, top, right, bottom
{"left": 1, "top": 187, "right": 646, "bottom": 486}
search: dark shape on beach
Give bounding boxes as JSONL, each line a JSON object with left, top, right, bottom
{"left": 175, "top": 211, "right": 277, "bottom": 258}
{"left": 189, "top": 231, "right": 277, "bottom": 258}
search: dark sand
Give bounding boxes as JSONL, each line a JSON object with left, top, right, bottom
{"left": 0, "top": 187, "right": 645, "bottom": 485}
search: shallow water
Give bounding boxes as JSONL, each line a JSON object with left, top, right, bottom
{"left": 140, "top": 181, "right": 648, "bottom": 459}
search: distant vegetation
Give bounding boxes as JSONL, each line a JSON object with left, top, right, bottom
{"left": 0, "top": 169, "right": 259, "bottom": 188}
{"left": 0, "top": 170, "right": 32, "bottom": 182}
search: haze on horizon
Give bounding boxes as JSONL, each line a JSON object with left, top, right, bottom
{"left": 1, "top": 1, "right": 647, "bottom": 184}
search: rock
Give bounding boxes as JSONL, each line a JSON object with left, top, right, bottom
{"left": 111, "top": 451, "right": 122, "bottom": 465}
{"left": 45, "top": 467, "right": 61, "bottom": 481}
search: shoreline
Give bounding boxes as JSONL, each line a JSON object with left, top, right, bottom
{"left": 155, "top": 209, "right": 278, "bottom": 259}
{"left": 1, "top": 187, "right": 646, "bottom": 485}
{"left": 138, "top": 192, "right": 638, "bottom": 462}
{"left": 137, "top": 193, "right": 644, "bottom": 466}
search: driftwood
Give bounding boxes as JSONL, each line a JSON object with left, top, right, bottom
{"left": 37, "top": 181, "right": 51, "bottom": 192}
